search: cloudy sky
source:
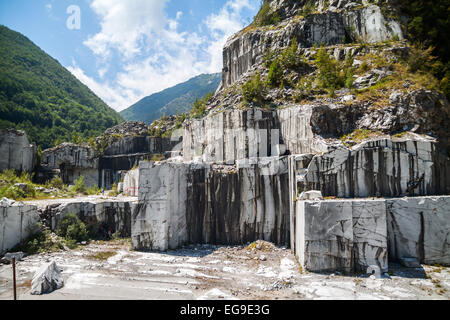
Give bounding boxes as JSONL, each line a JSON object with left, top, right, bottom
{"left": 0, "top": 0, "right": 260, "bottom": 111}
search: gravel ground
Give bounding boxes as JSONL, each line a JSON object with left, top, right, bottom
{"left": 0, "top": 240, "right": 448, "bottom": 300}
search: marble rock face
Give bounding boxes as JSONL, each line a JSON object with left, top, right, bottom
{"left": 387, "top": 196, "right": 450, "bottom": 266}
{"left": 42, "top": 143, "right": 98, "bottom": 170}
{"left": 302, "top": 139, "right": 450, "bottom": 198}
{"left": 0, "top": 201, "right": 39, "bottom": 255}
{"left": 123, "top": 169, "right": 139, "bottom": 196}
{"left": 221, "top": 3, "right": 402, "bottom": 88}
{"left": 132, "top": 162, "right": 189, "bottom": 251}
{"left": 295, "top": 199, "right": 388, "bottom": 273}
{"left": 132, "top": 158, "right": 290, "bottom": 251}
{"left": 39, "top": 200, "right": 136, "bottom": 238}
{"left": 183, "top": 106, "right": 332, "bottom": 164}
{"left": 41, "top": 143, "right": 99, "bottom": 187}
{"left": 0, "top": 129, "right": 36, "bottom": 173}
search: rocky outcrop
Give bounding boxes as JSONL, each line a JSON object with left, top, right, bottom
{"left": 222, "top": 2, "right": 402, "bottom": 88}
{"left": 103, "top": 121, "right": 148, "bottom": 137}
{"left": 132, "top": 158, "right": 290, "bottom": 251}
{"left": 0, "top": 129, "right": 36, "bottom": 173}
{"left": 0, "top": 198, "right": 39, "bottom": 255}
{"left": 31, "top": 261, "right": 64, "bottom": 295}
{"left": 299, "top": 139, "right": 450, "bottom": 198}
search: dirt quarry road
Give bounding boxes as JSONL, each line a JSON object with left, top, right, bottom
{"left": 0, "top": 240, "right": 449, "bottom": 300}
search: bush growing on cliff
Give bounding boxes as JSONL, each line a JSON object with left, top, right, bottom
{"left": 314, "top": 47, "right": 355, "bottom": 95}
{"left": 253, "top": 0, "right": 280, "bottom": 27}
{"left": 267, "top": 58, "right": 284, "bottom": 87}
{"left": 265, "top": 39, "right": 308, "bottom": 88}
{"left": 190, "top": 91, "right": 214, "bottom": 119}
{"left": 242, "top": 72, "right": 267, "bottom": 105}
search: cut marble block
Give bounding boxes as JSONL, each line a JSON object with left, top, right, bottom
{"left": 387, "top": 196, "right": 450, "bottom": 266}
{"left": 296, "top": 199, "right": 388, "bottom": 273}
{"left": 132, "top": 162, "right": 189, "bottom": 251}
{"left": 352, "top": 200, "right": 388, "bottom": 272}
{"left": 0, "top": 202, "right": 39, "bottom": 255}
{"left": 296, "top": 201, "right": 353, "bottom": 273}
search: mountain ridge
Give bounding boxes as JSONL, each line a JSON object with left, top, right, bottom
{"left": 120, "top": 73, "right": 221, "bottom": 124}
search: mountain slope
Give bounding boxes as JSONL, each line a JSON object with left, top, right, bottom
{"left": 120, "top": 73, "right": 221, "bottom": 124}
{"left": 0, "top": 25, "right": 123, "bottom": 149}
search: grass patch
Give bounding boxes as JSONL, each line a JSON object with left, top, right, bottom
{"left": 246, "top": 241, "right": 274, "bottom": 252}
{"left": 150, "top": 154, "right": 165, "bottom": 162}
{"left": 340, "top": 129, "right": 385, "bottom": 147}
{"left": 87, "top": 251, "right": 117, "bottom": 261}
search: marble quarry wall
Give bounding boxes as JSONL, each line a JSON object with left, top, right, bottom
{"left": 387, "top": 196, "right": 450, "bottom": 266}
{"left": 132, "top": 158, "right": 290, "bottom": 251}
{"left": 100, "top": 136, "right": 180, "bottom": 190}
{"left": 182, "top": 107, "right": 331, "bottom": 163}
{"left": 41, "top": 143, "right": 99, "bottom": 188}
{"left": 0, "top": 200, "right": 39, "bottom": 255}
{"left": 294, "top": 196, "right": 450, "bottom": 273}
{"left": 294, "top": 199, "right": 388, "bottom": 273}
{"left": 0, "top": 129, "right": 36, "bottom": 173}
{"left": 298, "top": 139, "right": 450, "bottom": 198}
{"left": 38, "top": 199, "right": 138, "bottom": 238}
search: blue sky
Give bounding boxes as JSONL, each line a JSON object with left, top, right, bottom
{"left": 0, "top": 0, "right": 260, "bottom": 111}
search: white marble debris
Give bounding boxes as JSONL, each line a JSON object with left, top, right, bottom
{"left": 31, "top": 261, "right": 64, "bottom": 295}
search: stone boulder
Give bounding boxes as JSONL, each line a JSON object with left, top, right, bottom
{"left": 31, "top": 261, "right": 64, "bottom": 295}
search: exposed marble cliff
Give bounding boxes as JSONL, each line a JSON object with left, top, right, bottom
{"left": 41, "top": 143, "right": 99, "bottom": 187}
{"left": 0, "top": 129, "right": 36, "bottom": 173}
{"left": 221, "top": 1, "right": 402, "bottom": 88}
{"left": 132, "top": 158, "right": 290, "bottom": 251}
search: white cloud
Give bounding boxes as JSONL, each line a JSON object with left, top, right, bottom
{"left": 84, "top": 0, "right": 168, "bottom": 59}
{"left": 75, "top": 0, "right": 258, "bottom": 112}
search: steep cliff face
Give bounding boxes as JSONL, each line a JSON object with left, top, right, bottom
{"left": 222, "top": 1, "right": 402, "bottom": 89}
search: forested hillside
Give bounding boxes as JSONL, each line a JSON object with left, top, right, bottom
{"left": 0, "top": 26, "right": 123, "bottom": 149}
{"left": 120, "top": 73, "right": 221, "bottom": 124}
